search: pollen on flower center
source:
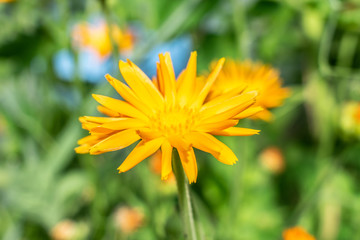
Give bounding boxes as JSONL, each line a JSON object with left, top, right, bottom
{"left": 149, "top": 105, "right": 199, "bottom": 137}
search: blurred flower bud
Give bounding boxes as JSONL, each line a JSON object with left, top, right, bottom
{"left": 114, "top": 207, "right": 144, "bottom": 234}
{"left": 340, "top": 101, "right": 360, "bottom": 139}
{"left": 282, "top": 226, "right": 315, "bottom": 240}
{"left": 259, "top": 147, "right": 285, "bottom": 174}
{"left": 50, "top": 220, "right": 88, "bottom": 240}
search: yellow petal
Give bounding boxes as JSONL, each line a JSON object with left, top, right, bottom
{"left": 80, "top": 116, "right": 119, "bottom": 124}
{"left": 156, "top": 62, "right": 164, "bottom": 95}
{"left": 118, "top": 138, "right": 164, "bottom": 172}
{"left": 105, "top": 74, "right": 152, "bottom": 114}
{"left": 77, "top": 135, "right": 99, "bottom": 145}
{"left": 168, "top": 136, "right": 191, "bottom": 154}
{"left": 193, "top": 57, "right": 225, "bottom": 107}
{"left": 176, "top": 69, "right": 185, "bottom": 89}
{"left": 158, "top": 53, "right": 176, "bottom": 104}
{"left": 90, "top": 129, "right": 140, "bottom": 154}
{"left": 161, "top": 140, "right": 173, "bottom": 180}
{"left": 201, "top": 91, "right": 257, "bottom": 118}
{"left": 119, "top": 60, "right": 164, "bottom": 108}
{"left": 205, "top": 87, "right": 247, "bottom": 108}
{"left": 97, "top": 105, "right": 121, "bottom": 117}
{"left": 81, "top": 122, "right": 99, "bottom": 131}
{"left": 234, "top": 106, "right": 264, "bottom": 119}
{"left": 100, "top": 118, "right": 147, "bottom": 130}
{"left": 177, "top": 147, "right": 198, "bottom": 183}
{"left": 75, "top": 145, "right": 91, "bottom": 154}
{"left": 186, "top": 132, "right": 237, "bottom": 165}
{"left": 92, "top": 94, "right": 148, "bottom": 121}
{"left": 90, "top": 127, "right": 115, "bottom": 134}
{"left": 211, "top": 127, "right": 260, "bottom": 136}
{"left": 250, "top": 108, "right": 273, "bottom": 121}
{"left": 200, "top": 92, "right": 257, "bottom": 124}
{"left": 136, "top": 128, "right": 163, "bottom": 141}
{"left": 196, "top": 119, "right": 238, "bottom": 132}
{"left": 177, "top": 51, "right": 197, "bottom": 106}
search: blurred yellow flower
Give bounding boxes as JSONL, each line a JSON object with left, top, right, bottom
{"left": 114, "top": 207, "right": 144, "bottom": 234}
{"left": 0, "top": 0, "right": 14, "bottom": 3}
{"left": 259, "top": 146, "right": 285, "bottom": 174}
{"left": 340, "top": 101, "right": 360, "bottom": 138}
{"left": 75, "top": 52, "right": 260, "bottom": 183}
{"left": 72, "top": 21, "right": 135, "bottom": 59}
{"left": 283, "top": 226, "right": 315, "bottom": 240}
{"left": 208, "top": 60, "right": 290, "bottom": 121}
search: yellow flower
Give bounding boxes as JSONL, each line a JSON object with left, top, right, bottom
{"left": 0, "top": 0, "right": 14, "bottom": 3}
{"left": 207, "top": 60, "right": 290, "bottom": 121}
{"left": 75, "top": 52, "right": 260, "bottom": 183}
{"left": 72, "top": 21, "right": 134, "bottom": 59}
{"left": 283, "top": 226, "right": 316, "bottom": 240}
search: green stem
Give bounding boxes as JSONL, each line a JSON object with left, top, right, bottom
{"left": 100, "top": 0, "right": 120, "bottom": 61}
{"left": 230, "top": 0, "right": 249, "bottom": 59}
{"left": 172, "top": 150, "right": 198, "bottom": 240}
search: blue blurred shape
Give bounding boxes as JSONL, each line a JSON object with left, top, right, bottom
{"left": 53, "top": 49, "right": 114, "bottom": 83}
{"left": 138, "top": 35, "right": 193, "bottom": 79}
{"left": 78, "top": 49, "right": 113, "bottom": 84}
{"left": 53, "top": 49, "right": 75, "bottom": 81}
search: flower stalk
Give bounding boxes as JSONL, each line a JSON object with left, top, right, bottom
{"left": 172, "top": 150, "right": 198, "bottom": 240}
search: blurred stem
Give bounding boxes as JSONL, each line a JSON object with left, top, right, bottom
{"left": 287, "top": 160, "right": 335, "bottom": 226}
{"left": 230, "top": 0, "right": 250, "bottom": 59}
{"left": 227, "top": 130, "right": 252, "bottom": 238}
{"left": 100, "top": 0, "right": 120, "bottom": 63}
{"left": 318, "top": 13, "right": 337, "bottom": 78}
{"left": 132, "top": 0, "right": 201, "bottom": 61}
{"left": 172, "top": 150, "right": 198, "bottom": 240}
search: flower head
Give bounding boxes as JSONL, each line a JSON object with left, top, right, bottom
{"left": 72, "top": 20, "right": 135, "bottom": 59}
{"left": 75, "top": 52, "right": 260, "bottom": 183}
{"left": 207, "top": 60, "right": 290, "bottom": 121}
{"left": 282, "top": 226, "right": 315, "bottom": 240}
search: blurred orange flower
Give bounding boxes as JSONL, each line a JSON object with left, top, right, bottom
{"left": 259, "top": 147, "right": 285, "bottom": 174}
{"left": 50, "top": 220, "right": 77, "bottom": 240}
{"left": 340, "top": 101, "right": 360, "bottom": 138}
{"left": 283, "top": 226, "right": 315, "bottom": 240}
{"left": 114, "top": 207, "right": 144, "bottom": 234}
{"left": 72, "top": 21, "right": 135, "bottom": 59}
{"left": 0, "top": 0, "right": 14, "bottom": 3}
{"left": 75, "top": 52, "right": 260, "bottom": 183}
{"left": 208, "top": 60, "right": 290, "bottom": 121}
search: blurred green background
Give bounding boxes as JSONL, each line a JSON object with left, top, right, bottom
{"left": 1, "top": 0, "right": 360, "bottom": 239}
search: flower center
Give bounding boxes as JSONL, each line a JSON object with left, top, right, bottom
{"left": 149, "top": 105, "right": 198, "bottom": 137}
